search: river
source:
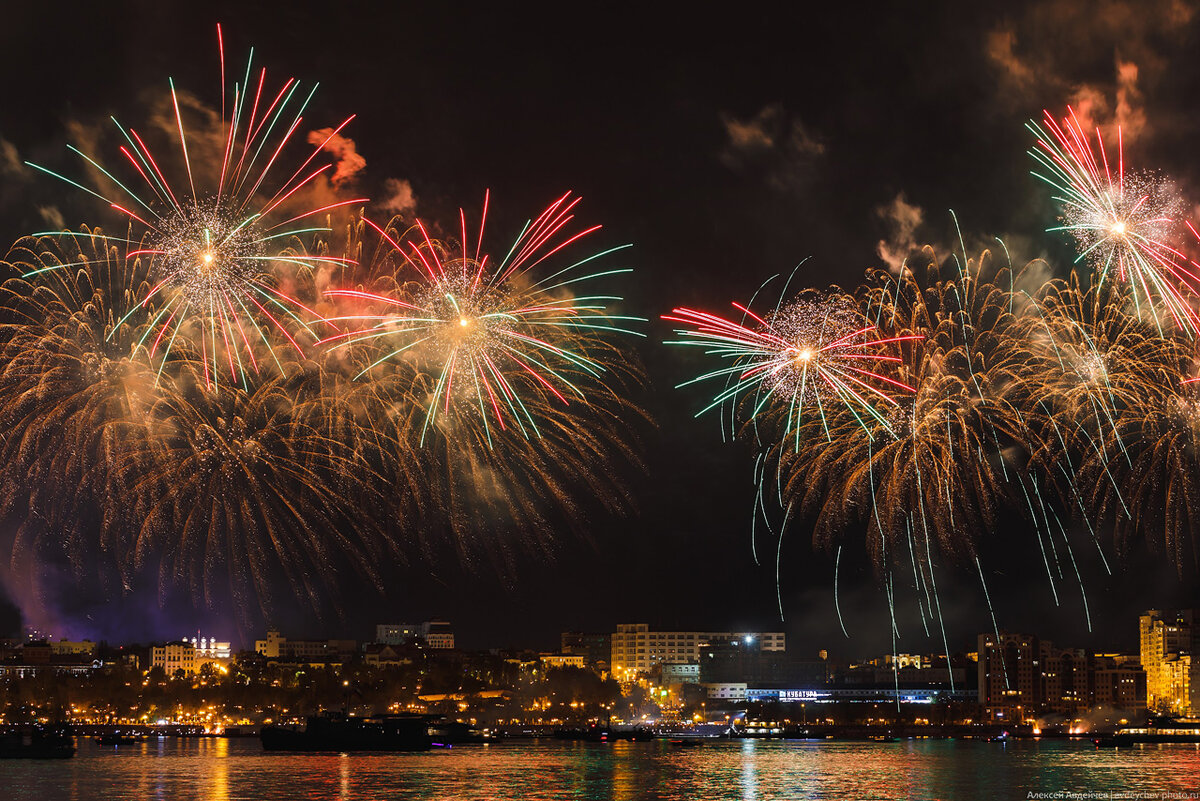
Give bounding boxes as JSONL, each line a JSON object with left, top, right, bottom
{"left": 3, "top": 736, "right": 1199, "bottom": 799}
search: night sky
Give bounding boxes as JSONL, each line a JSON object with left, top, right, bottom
{"left": 0, "top": 0, "right": 1197, "bottom": 656}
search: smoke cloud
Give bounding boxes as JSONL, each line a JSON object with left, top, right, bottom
{"left": 307, "top": 128, "right": 367, "bottom": 187}
{"left": 719, "top": 102, "right": 825, "bottom": 193}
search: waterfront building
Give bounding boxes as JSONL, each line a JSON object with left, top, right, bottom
{"left": 1139, "top": 609, "right": 1198, "bottom": 714}
{"left": 560, "top": 631, "right": 612, "bottom": 667}
{"left": 746, "top": 687, "right": 978, "bottom": 704}
{"left": 374, "top": 621, "right": 456, "bottom": 649}
{"left": 699, "top": 639, "right": 827, "bottom": 688}
{"left": 189, "top": 635, "right": 232, "bottom": 669}
{"left": 1091, "top": 656, "right": 1147, "bottom": 709}
{"left": 49, "top": 640, "right": 97, "bottom": 657}
{"left": 253, "top": 630, "right": 359, "bottom": 665}
{"left": 661, "top": 663, "right": 701, "bottom": 686}
{"left": 1040, "top": 645, "right": 1089, "bottom": 714}
{"left": 703, "top": 682, "right": 748, "bottom": 700}
{"left": 151, "top": 642, "right": 197, "bottom": 676}
{"left": 610, "top": 624, "right": 785, "bottom": 676}
{"left": 978, "top": 633, "right": 1040, "bottom": 721}
{"left": 539, "top": 653, "right": 586, "bottom": 670}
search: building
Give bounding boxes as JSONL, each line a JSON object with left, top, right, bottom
{"left": 49, "top": 640, "right": 97, "bottom": 657}
{"left": 703, "top": 682, "right": 748, "bottom": 700}
{"left": 539, "top": 653, "right": 586, "bottom": 670}
{"left": 375, "top": 621, "right": 455, "bottom": 649}
{"left": 151, "top": 642, "right": 197, "bottom": 676}
{"left": 610, "top": 624, "right": 785, "bottom": 676}
{"left": 745, "top": 687, "right": 978, "bottom": 704}
{"left": 980, "top": 629, "right": 1153, "bottom": 719}
{"left": 978, "top": 633, "right": 1040, "bottom": 721}
{"left": 424, "top": 621, "right": 455, "bottom": 650}
{"left": 363, "top": 643, "right": 412, "bottom": 668}
{"left": 255, "top": 629, "right": 286, "bottom": 659}
{"left": 1092, "top": 656, "right": 1147, "bottom": 709}
{"left": 661, "top": 663, "right": 701, "bottom": 686}
{"left": 189, "top": 635, "right": 232, "bottom": 669}
{"left": 253, "top": 630, "right": 358, "bottom": 664}
{"left": 1040, "top": 645, "right": 1089, "bottom": 714}
{"left": 376, "top": 624, "right": 423, "bottom": 645}
{"left": 1140, "top": 610, "right": 1198, "bottom": 714}
{"left": 700, "top": 640, "right": 827, "bottom": 688}
{"left": 561, "top": 632, "right": 612, "bottom": 667}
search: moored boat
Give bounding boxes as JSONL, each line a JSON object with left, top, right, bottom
{"left": 1094, "top": 716, "right": 1200, "bottom": 747}
{"left": 0, "top": 724, "right": 76, "bottom": 759}
{"left": 260, "top": 712, "right": 431, "bottom": 752}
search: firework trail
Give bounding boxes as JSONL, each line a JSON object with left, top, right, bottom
{"left": 24, "top": 25, "right": 362, "bottom": 390}
{"left": 663, "top": 286, "right": 920, "bottom": 448}
{"left": 0, "top": 230, "right": 167, "bottom": 587}
{"left": 1027, "top": 271, "right": 1200, "bottom": 571}
{"left": 1028, "top": 108, "right": 1198, "bottom": 333}
{"left": 319, "top": 197, "right": 646, "bottom": 565}
{"left": 322, "top": 191, "right": 643, "bottom": 445}
{"left": 122, "top": 358, "right": 393, "bottom": 620}
{"left": 0, "top": 231, "right": 394, "bottom": 621}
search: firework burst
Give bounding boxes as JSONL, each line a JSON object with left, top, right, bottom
{"left": 318, "top": 197, "right": 646, "bottom": 564}
{"left": 664, "top": 286, "right": 919, "bottom": 447}
{"left": 0, "top": 230, "right": 169, "bottom": 590}
{"left": 322, "top": 191, "right": 643, "bottom": 447}
{"left": 1028, "top": 108, "right": 1197, "bottom": 333}
{"left": 121, "top": 360, "right": 392, "bottom": 619}
{"left": 24, "top": 25, "right": 361, "bottom": 389}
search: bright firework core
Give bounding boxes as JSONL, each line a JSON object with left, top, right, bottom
{"left": 766, "top": 296, "right": 869, "bottom": 399}
{"left": 153, "top": 202, "right": 262, "bottom": 306}
{"left": 419, "top": 272, "right": 499, "bottom": 357}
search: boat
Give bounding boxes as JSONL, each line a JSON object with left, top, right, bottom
{"left": 1094, "top": 716, "right": 1200, "bottom": 747}
{"left": 424, "top": 717, "right": 502, "bottom": 745}
{"left": 260, "top": 712, "right": 431, "bottom": 752}
{"left": 0, "top": 724, "right": 76, "bottom": 759}
{"left": 656, "top": 723, "right": 734, "bottom": 740}
{"left": 95, "top": 732, "right": 148, "bottom": 746}
{"left": 554, "top": 724, "right": 653, "bottom": 742}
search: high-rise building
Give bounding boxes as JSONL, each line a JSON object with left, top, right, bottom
{"left": 610, "top": 624, "right": 785, "bottom": 676}
{"left": 977, "top": 633, "right": 1039, "bottom": 721}
{"left": 1091, "top": 656, "right": 1147, "bottom": 709}
{"left": 1139, "top": 610, "right": 1198, "bottom": 714}
{"left": 1040, "top": 645, "right": 1089, "bottom": 714}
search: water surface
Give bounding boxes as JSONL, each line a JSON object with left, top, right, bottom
{"left": 3, "top": 736, "right": 1198, "bottom": 799}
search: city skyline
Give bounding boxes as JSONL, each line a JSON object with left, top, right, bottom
{"left": 0, "top": 1, "right": 1196, "bottom": 664}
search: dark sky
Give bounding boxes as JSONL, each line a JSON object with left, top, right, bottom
{"left": 0, "top": 0, "right": 1197, "bottom": 656}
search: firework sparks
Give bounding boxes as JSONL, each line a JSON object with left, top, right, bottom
{"left": 1028, "top": 108, "right": 1197, "bottom": 332}
{"left": 322, "top": 191, "right": 643, "bottom": 446}
{"left": 124, "top": 362, "right": 391, "bottom": 619}
{"left": 315, "top": 196, "right": 646, "bottom": 563}
{"left": 664, "top": 288, "right": 919, "bottom": 446}
{"left": 0, "top": 230, "right": 169, "bottom": 589}
{"left": 24, "top": 25, "right": 363, "bottom": 390}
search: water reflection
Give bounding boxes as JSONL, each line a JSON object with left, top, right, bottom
{"left": 5, "top": 737, "right": 1200, "bottom": 800}
{"left": 740, "top": 738, "right": 757, "bottom": 801}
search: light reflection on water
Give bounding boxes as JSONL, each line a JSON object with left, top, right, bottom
{"left": 2, "top": 737, "right": 1198, "bottom": 800}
